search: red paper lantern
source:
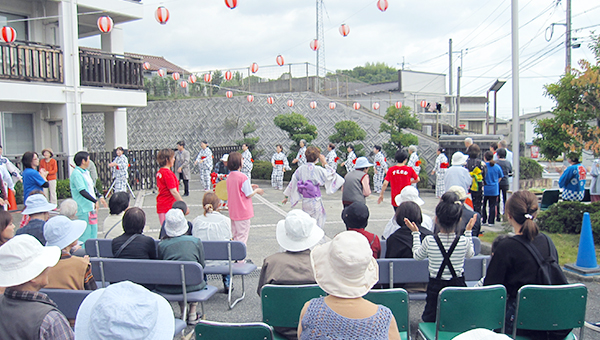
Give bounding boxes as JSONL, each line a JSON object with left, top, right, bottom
{"left": 180, "top": 81, "right": 187, "bottom": 88}
{"left": 188, "top": 74, "right": 197, "bottom": 83}
{"left": 420, "top": 100, "right": 427, "bottom": 108}
{"left": 395, "top": 101, "right": 402, "bottom": 109}
{"left": 372, "top": 102, "right": 380, "bottom": 110}
{"left": 339, "top": 24, "right": 350, "bottom": 37}
{"left": 172, "top": 72, "right": 180, "bottom": 81}
{"left": 309, "top": 101, "right": 317, "bottom": 109}
{"left": 377, "top": 0, "right": 389, "bottom": 12}
{"left": 204, "top": 73, "right": 212, "bottom": 83}
{"left": 97, "top": 16, "right": 114, "bottom": 33}
{"left": 225, "top": 70, "right": 232, "bottom": 81}
{"left": 329, "top": 102, "right": 336, "bottom": 110}
{"left": 157, "top": 69, "right": 166, "bottom": 77}
{"left": 225, "top": 0, "right": 237, "bottom": 9}
{"left": 287, "top": 99, "right": 294, "bottom": 107}
{"left": 267, "top": 97, "right": 274, "bottom": 104}
{"left": 142, "top": 62, "right": 150, "bottom": 70}
{"left": 276, "top": 55, "right": 284, "bottom": 66}
{"left": 250, "top": 63, "right": 259, "bottom": 73}
{"left": 247, "top": 95, "right": 254, "bottom": 102}
{"left": 310, "top": 39, "right": 320, "bottom": 51}
{"left": 0, "top": 27, "right": 16, "bottom": 43}
{"left": 155, "top": 6, "right": 170, "bottom": 25}
{"left": 353, "top": 103, "right": 361, "bottom": 110}
{"left": 226, "top": 91, "right": 233, "bottom": 98}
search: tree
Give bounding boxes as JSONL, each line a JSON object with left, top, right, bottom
{"left": 379, "top": 105, "right": 420, "bottom": 157}
{"left": 212, "top": 70, "right": 223, "bottom": 95}
{"left": 274, "top": 113, "right": 318, "bottom": 149}
{"left": 236, "top": 121, "right": 263, "bottom": 159}
{"left": 329, "top": 120, "right": 366, "bottom": 158}
{"left": 333, "top": 62, "right": 398, "bottom": 84}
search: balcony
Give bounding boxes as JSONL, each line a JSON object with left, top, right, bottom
{"left": 79, "top": 48, "right": 144, "bottom": 90}
{"left": 0, "top": 41, "right": 63, "bottom": 83}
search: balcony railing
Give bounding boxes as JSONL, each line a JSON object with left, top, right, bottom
{"left": 79, "top": 48, "right": 144, "bottom": 89}
{"left": 0, "top": 41, "right": 63, "bottom": 83}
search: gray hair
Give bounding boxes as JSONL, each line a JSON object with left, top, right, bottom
{"left": 299, "top": 139, "right": 307, "bottom": 146}
{"left": 498, "top": 140, "right": 508, "bottom": 148}
{"left": 408, "top": 145, "right": 417, "bottom": 153}
{"left": 464, "top": 137, "right": 473, "bottom": 145}
{"left": 60, "top": 199, "right": 78, "bottom": 219}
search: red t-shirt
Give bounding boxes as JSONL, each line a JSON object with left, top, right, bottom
{"left": 156, "top": 167, "right": 179, "bottom": 214}
{"left": 384, "top": 165, "right": 418, "bottom": 207}
{"left": 348, "top": 228, "right": 381, "bottom": 259}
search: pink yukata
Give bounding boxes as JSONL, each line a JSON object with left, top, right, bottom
{"left": 226, "top": 171, "right": 255, "bottom": 244}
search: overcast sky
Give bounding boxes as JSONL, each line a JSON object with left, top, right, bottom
{"left": 82, "top": 0, "right": 600, "bottom": 119}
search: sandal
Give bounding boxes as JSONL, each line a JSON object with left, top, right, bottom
{"left": 187, "top": 313, "right": 201, "bottom": 325}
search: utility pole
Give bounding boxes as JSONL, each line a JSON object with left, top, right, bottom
{"left": 456, "top": 66, "right": 461, "bottom": 130}
{"left": 511, "top": 0, "right": 521, "bottom": 191}
{"left": 566, "top": 0, "right": 572, "bottom": 73}
{"left": 448, "top": 39, "right": 453, "bottom": 113}
{"left": 315, "top": 0, "right": 325, "bottom": 92}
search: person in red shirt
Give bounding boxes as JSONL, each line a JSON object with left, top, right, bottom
{"left": 39, "top": 148, "right": 58, "bottom": 205}
{"left": 156, "top": 149, "right": 183, "bottom": 225}
{"left": 342, "top": 202, "right": 380, "bottom": 258}
{"left": 377, "top": 149, "right": 419, "bottom": 211}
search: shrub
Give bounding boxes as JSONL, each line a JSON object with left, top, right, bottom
{"left": 57, "top": 179, "right": 71, "bottom": 199}
{"left": 520, "top": 157, "right": 543, "bottom": 180}
{"left": 537, "top": 200, "right": 600, "bottom": 244}
{"left": 15, "top": 181, "right": 23, "bottom": 204}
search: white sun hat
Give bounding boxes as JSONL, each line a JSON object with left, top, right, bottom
{"left": 44, "top": 216, "right": 87, "bottom": 250}
{"left": 276, "top": 209, "right": 324, "bottom": 252}
{"left": 354, "top": 157, "right": 373, "bottom": 169}
{"left": 22, "top": 194, "right": 57, "bottom": 215}
{"left": 310, "top": 231, "right": 378, "bottom": 298}
{"left": 451, "top": 152, "right": 469, "bottom": 166}
{"left": 395, "top": 186, "right": 425, "bottom": 206}
{"left": 0, "top": 234, "right": 61, "bottom": 287}
{"left": 164, "top": 209, "right": 188, "bottom": 238}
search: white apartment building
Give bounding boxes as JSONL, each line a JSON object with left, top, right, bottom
{"left": 0, "top": 0, "right": 146, "bottom": 161}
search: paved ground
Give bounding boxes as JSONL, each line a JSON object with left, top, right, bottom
{"left": 15, "top": 178, "right": 600, "bottom": 339}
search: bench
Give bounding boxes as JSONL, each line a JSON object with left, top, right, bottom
{"left": 376, "top": 255, "right": 490, "bottom": 300}
{"left": 89, "top": 257, "right": 218, "bottom": 323}
{"left": 85, "top": 238, "right": 256, "bottom": 309}
{"left": 379, "top": 237, "right": 481, "bottom": 258}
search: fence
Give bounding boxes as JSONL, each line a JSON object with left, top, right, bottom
{"left": 0, "top": 41, "right": 63, "bottom": 83}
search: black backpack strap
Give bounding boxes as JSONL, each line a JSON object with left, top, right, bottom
{"left": 512, "top": 236, "right": 550, "bottom": 281}
{"left": 113, "top": 234, "right": 140, "bottom": 258}
{"left": 433, "top": 234, "right": 461, "bottom": 279}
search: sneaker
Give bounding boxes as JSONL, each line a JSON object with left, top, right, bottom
{"left": 585, "top": 322, "right": 600, "bottom": 332}
{"left": 482, "top": 222, "right": 489, "bottom": 226}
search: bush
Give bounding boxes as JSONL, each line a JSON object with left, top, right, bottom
{"left": 15, "top": 181, "right": 23, "bottom": 204}
{"left": 520, "top": 157, "right": 543, "bottom": 180}
{"left": 251, "top": 160, "right": 294, "bottom": 182}
{"left": 57, "top": 179, "right": 71, "bottom": 199}
{"left": 537, "top": 201, "right": 600, "bottom": 244}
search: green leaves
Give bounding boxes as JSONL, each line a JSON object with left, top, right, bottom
{"left": 379, "top": 105, "right": 420, "bottom": 157}
{"left": 273, "top": 113, "right": 318, "bottom": 145}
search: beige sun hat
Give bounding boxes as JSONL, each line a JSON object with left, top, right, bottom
{"left": 447, "top": 185, "right": 469, "bottom": 201}
{"left": 276, "top": 210, "right": 324, "bottom": 252}
{"left": 310, "top": 231, "right": 378, "bottom": 298}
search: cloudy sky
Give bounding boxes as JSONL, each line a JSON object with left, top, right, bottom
{"left": 83, "top": 0, "right": 600, "bottom": 119}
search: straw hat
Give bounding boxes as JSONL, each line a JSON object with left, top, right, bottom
{"left": 310, "top": 231, "right": 378, "bottom": 298}
{"left": 276, "top": 210, "right": 324, "bottom": 252}
{"left": 0, "top": 234, "right": 61, "bottom": 287}
{"left": 41, "top": 148, "right": 54, "bottom": 157}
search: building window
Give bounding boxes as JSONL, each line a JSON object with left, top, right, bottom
{"left": 0, "top": 12, "right": 28, "bottom": 42}
{"left": 2, "top": 113, "right": 34, "bottom": 156}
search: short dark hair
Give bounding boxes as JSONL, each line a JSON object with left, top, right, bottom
{"left": 490, "top": 142, "right": 498, "bottom": 151}
{"left": 328, "top": 143, "right": 335, "bottom": 150}
{"left": 241, "top": 143, "right": 248, "bottom": 148}
{"left": 109, "top": 192, "right": 130, "bottom": 215}
{"left": 157, "top": 149, "right": 174, "bottom": 167}
{"left": 395, "top": 201, "right": 422, "bottom": 229}
{"left": 0, "top": 210, "right": 13, "bottom": 246}
{"left": 74, "top": 151, "right": 90, "bottom": 166}
{"left": 305, "top": 146, "right": 320, "bottom": 163}
{"left": 395, "top": 150, "right": 408, "bottom": 163}
{"left": 347, "top": 145, "right": 355, "bottom": 151}
{"left": 466, "top": 144, "right": 481, "bottom": 159}
{"left": 227, "top": 152, "right": 242, "bottom": 171}
{"left": 172, "top": 200, "right": 188, "bottom": 214}
{"left": 201, "top": 140, "right": 208, "bottom": 145}
{"left": 177, "top": 141, "right": 185, "bottom": 147}
{"left": 373, "top": 145, "right": 381, "bottom": 151}
{"left": 22, "top": 151, "right": 37, "bottom": 169}
{"left": 276, "top": 144, "right": 282, "bottom": 150}
{"left": 497, "top": 148, "right": 507, "bottom": 159}
{"left": 122, "top": 207, "right": 146, "bottom": 235}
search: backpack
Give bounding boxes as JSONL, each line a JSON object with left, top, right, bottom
{"left": 513, "top": 234, "right": 568, "bottom": 285}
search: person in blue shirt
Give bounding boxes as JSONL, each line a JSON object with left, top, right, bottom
{"left": 559, "top": 155, "right": 587, "bottom": 201}
{"left": 21, "top": 152, "right": 48, "bottom": 202}
{"left": 482, "top": 151, "right": 504, "bottom": 226}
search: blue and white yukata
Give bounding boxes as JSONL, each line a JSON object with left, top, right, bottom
{"left": 344, "top": 151, "right": 357, "bottom": 173}
{"left": 408, "top": 152, "right": 421, "bottom": 188}
{"left": 271, "top": 152, "right": 290, "bottom": 190}
{"left": 295, "top": 146, "right": 307, "bottom": 167}
{"left": 559, "top": 163, "right": 587, "bottom": 201}
{"left": 196, "top": 147, "right": 214, "bottom": 191}
{"left": 283, "top": 163, "right": 344, "bottom": 228}
{"left": 241, "top": 149, "right": 253, "bottom": 182}
{"left": 325, "top": 150, "right": 339, "bottom": 169}
{"left": 111, "top": 154, "right": 129, "bottom": 192}
{"left": 373, "top": 152, "right": 388, "bottom": 193}
{"left": 434, "top": 153, "right": 449, "bottom": 198}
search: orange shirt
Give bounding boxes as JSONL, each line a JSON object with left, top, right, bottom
{"left": 39, "top": 158, "right": 57, "bottom": 181}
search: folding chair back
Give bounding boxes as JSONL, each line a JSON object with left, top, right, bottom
{"left": 364, "top": 289, "right": 410, "bottom": 339}
{"left": 261, "top": 284, "right": 326, "bottom": 329}
{"left": 195, "top": 320, "right": 273, "bottom": 340}
{"left": 540, "top": 190, "right": 560, "bottom": 210}
{"left": 85, "top": 238, "right": 113, "bottom": 257}
{"left": 40, "top": 289, "right": 92, "bottom": 319}
{"left": 514, "top": 284, "right": 587, "bottom": 339}
{"left": 202, "top": 240, "right": 247, "bottom": 261}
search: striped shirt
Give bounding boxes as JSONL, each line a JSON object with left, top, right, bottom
{"left": 412, "top": 231, "right": 474, "bottom": 280}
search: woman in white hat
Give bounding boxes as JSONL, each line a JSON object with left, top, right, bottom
{"left": 443, "top": 152, "right": 472, "bottom": 194}
{"left": 298, "top": 231, "right": 400, "bottom": 340}
{"left": 341, "top": 156, "right": 373, "bottom": 208}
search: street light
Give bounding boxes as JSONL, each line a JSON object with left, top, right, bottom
{"left": 485, "top": 79, "right": 507, "bottom": 135}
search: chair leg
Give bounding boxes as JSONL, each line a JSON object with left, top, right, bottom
{"left": 227, "top": 275, "right": 247, "bottom": 309}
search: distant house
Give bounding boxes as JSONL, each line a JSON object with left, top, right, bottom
{"left": 507, "top": 111, "right": 554, "bottom": 158}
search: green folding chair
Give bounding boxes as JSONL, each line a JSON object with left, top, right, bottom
{"left": 513, "top": 284, "right": 587, "bottom": 340}
{"left": 418, "top": 285, "right": 507, "bottom": 340}
{"left": 364, "top": 288, "right": 410, "bottom": 340}
{"left": 540, "top": 189, "right": 560, "bottom": 211}
{"left": 195, "top": 320, "right": 273, "bottom": 339}
{"left": 261, "top": 284, "right": 326, "bottom": 340}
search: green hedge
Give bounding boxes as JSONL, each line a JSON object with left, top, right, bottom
{"left": 537, "top": 201, "right": 600, "bottom": 244}
{"left": 520, "top": 157, "right": 543, "bottom": 180}
{"left": 15, "top": 178, "right": 103, "bottom": 204}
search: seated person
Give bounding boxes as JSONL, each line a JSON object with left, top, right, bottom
{"left": 59, "top": 198, "right": 78, "bottom": 219}
{"left": 0, "top": 234, "right": 74, "bottom": 339}
{"left": 75, "top": 281, "right": 174, "bottom": 340}
{"left": 258, "top": 209, "right": 324, "bottom": 340}
{"left": 44, "top": 216, "right": 97, "bottom": 291}
{"left": 298, "top": 231, "right": 400, "bottom": 340}
{"left": 383, "top": 186, "right": 433, "bottom": 238}
{"left": 0, "top": 209, "right": 14, "bottom": 247}
{"left": 111, "top": 207, "right": 157, "bottom": 259}
{"left": 386, "top": 201, "right": 432, "bottom": 259}
{"left": 192, "top": 192, "right": 232, "bottom": 292}
{"left": 15, "top": 193, "right": 57, "bottom": 245}
{"left": 342, "top": 202, "right": 381, "bottom": 258}
{"left": 157, "top": 209, "right": 206, "bottom": 325}
{"left": 158, "top": 200, "right": 193, "bottom": 239}
{"left": 102, "top": 192, "right": 129, "bottom": 238}
{"left": 445, "top": 186, "right": 481, "bottom": 236}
